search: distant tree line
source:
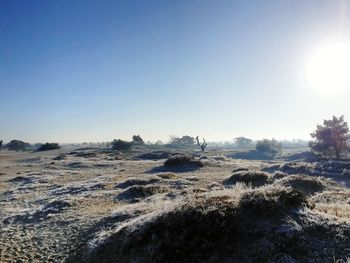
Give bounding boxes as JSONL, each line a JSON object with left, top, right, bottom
{"left": 0, "top": 140, "right": 61, "bottom": 152}
{"left": 2, "top": 115, "right": 348, "bottom": 159}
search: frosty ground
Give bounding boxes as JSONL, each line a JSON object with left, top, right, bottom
{"left": 1, "top": 146, "right": 350, "bottom": 262}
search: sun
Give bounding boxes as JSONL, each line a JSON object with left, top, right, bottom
{"left": 306, "top": 41, "right": 350, "bottom": 94}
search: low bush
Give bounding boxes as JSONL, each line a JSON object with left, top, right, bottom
{"left": 78, "top": 185, "right": 350, "bottom": 263}
{"left": 111, "top": 139, "right": 132, "bottom": 151}
{"left": 224, "top": 171, "right": 270, "bottom": 187}
{"left": 37, "top": 143, "right": 60, "bottom": 151}
{"left": 239, "top": 185, "right": 306, "bottom": 215}
{"left": 164, "top": 155, "right": 204, "bottom": 167}
{"left": 273, "top": 175, "right": 338, "bottom": 195}
{"left": 7, "top": 140, "right": 31, "bottom": 151}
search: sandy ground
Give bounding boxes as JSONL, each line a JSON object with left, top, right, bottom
{"left": 0, "top": 147, "right": 349, "bottom": 262}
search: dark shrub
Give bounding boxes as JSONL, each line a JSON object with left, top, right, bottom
{"left": 239, "top": 187, "right": 306, "bottom": 215}
{"left": 224, "top": 171, "right": 270, "bottom": 187}
{"left": 7, "top": 140, "right": 31, "bottom": 151}
{"left": 81, "top": 186, "right": 312, "bottom": 263}
{"left": 111, "top": 139, "right": 132, "bottom": 151}
{"left": 37, "top": 143, "right": 60, "bottom": 151}
{"left": 164, "top": 155, "right": 204, "bottom": 167}
{"left": 0, "top": 140, "right": 2, "bottom": 148}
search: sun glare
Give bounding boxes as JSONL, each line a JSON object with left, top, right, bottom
{"left": 306, "top": 41, "right": 350, "bottom": 94}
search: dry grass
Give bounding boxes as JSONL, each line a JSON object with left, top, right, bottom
{"left": 77, "top": 183, "right": 350, "bottom": 263}
{"left": 309, "top": 191, "right": 350, "bottom": 219}
{"left": 2, "top": 148, "right": 350, "bottom": 263}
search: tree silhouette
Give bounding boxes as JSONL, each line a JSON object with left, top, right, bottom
{"left": 196, "top": 136, "right": 207, "bottom": 152}
{"left": 132, "top": 135, "right": 145, "bottom": 145}
{"left": 309, "top": 116, "right": 350, "bottom": 159}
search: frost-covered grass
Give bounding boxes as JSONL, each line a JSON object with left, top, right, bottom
{"left": 74, "top": 182, "right": 350, "bottom": 263}
{"left": 2, "top": 147, "right": 350, "bottom": 263}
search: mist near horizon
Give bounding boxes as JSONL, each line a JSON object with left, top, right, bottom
{"left": 1, "top": 0, "right": 350, "bottom": 143}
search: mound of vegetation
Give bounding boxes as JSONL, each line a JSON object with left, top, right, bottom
{"left": 79, "top": 184, "right": 350, "bottom": 263}
{"left": 111, "top": 139, "right": 132, "bottom": 151}
{"left": 273, "top": 175, "right": 338, "bottom": 196}
{"left": 279, "top": 162, "right": 312, "bottom": 175}
{"left": 36, "top": 142, "right": 60, "bottom": 151}
{"left": 164, "top": 155, "right": 204, "bottom": 167}
{"left": 224, "top": 171, "right": 270, "bottom": 187}
{"left": 116, "top": 185, "right": 168, "bottom": 202}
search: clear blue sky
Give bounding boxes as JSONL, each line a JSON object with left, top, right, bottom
{"left": 1, "top": 0, "right": 349, "bottom": 143}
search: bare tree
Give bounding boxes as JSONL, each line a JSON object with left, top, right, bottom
{"left": 196, "top": 136, "right": 207, "bottom": 152}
